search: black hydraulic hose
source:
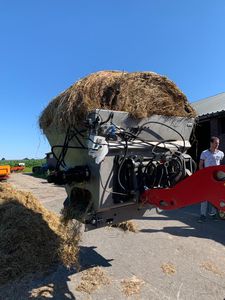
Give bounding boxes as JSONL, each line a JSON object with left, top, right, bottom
{"left": 139, "top": 121, "right": 186, "bottom": 152}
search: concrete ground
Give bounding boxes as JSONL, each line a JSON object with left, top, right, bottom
{"left": 1, "top": 173, "right": 225, "bottom": 300}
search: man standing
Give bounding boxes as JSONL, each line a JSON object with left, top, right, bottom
{"left": 198, "top": 136, "right": 224, "bottom": 223}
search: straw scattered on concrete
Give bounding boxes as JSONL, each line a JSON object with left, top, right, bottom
{"left": 30, "top": 284, "right": 54, "bottom": 298}
{"left": 121, "top": 275, "right": 144, "bottom": 297}
{"left": 113, "top": 220, "right": 138, "bottom": 232}
{"left": 200, "top": 261, "right": 224, "bottom": 276}
{"left": 76, "top": 267, "right": 111, "bottom": 294}
{"left": 0, "top": 183, "right": 81, "bottom": 285}
{"left": 161, "top": 263, "right": 176, "bottom": 275}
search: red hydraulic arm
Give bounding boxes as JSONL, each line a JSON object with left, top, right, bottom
{"left": 141, "top": 165, "right": 225, "bottom": 212}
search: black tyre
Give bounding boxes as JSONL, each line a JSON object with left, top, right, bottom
{"left": 32, "top": 166, "right": 42, "bottom": 174}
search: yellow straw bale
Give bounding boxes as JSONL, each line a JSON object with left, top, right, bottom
{"left": 39, "top": 70, "right": 196, "bottom": 131}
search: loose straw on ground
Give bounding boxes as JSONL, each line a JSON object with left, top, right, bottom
{"left": 200, "top": 261, "right": 224, "bottom": 276}
{"left": 113, "top": 220, "right": 138, "bottom": 232}
{"left": 121, "top": 275, "right": 144, "bottom": 297}
{"left": 76, "top": 267, "right": 111, "bottom": 294}
{"left": 161, "top": 262, "right": 176, "bottom": 275}
{"left": 0, "top": 183, "right": 81, "bottom": 285}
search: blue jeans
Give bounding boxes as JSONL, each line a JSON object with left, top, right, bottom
{"left": 200, "top": 201, "right": 217, "bottom": 216}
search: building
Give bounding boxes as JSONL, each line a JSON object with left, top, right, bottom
{"left": 190, "top": 92, "right": 225, "bottom": 162}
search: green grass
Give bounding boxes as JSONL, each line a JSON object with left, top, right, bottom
{"left": 0, "top": 159, "right": 45, "bottom": 169}
{"left": 23, "top": 167, "right": 33, "bottom": 173}
{"left": 1, "top": 159, "right": 49, "bottom": 179}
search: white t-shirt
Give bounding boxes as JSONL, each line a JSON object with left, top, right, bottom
{"left": 200, "top": 149, "right": 224, "bottom": 167}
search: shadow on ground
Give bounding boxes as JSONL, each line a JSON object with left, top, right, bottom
{"left": 79, "top": 246, "right": 113, "bottom": 270}
{"left": 0, "top": 246, "right": 112, "bottom": 300}
{"left": 140, "top": 204, "right": 225, "bottom": 246}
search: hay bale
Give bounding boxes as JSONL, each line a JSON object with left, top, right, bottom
{"left": 39, "top": 70, "right": 196, "bottom": 131}
{"left": 0, "top": 183, "right": 81, "bottom": 285}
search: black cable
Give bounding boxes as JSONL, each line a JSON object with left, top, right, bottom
{"left": 55, "top": 128, "right": 70, "bottom": 170}
{"left": 117, "top": 138, "right": 128, "bottom": 191}
{"left": 69, "top": 128, "right": 86, "bottom": 149}
{"left": 151, "top": 140, "right": 180, "bottom": 155}
{"left": 139, "top": 121, "right": 186, "bottom": 152}
{"left": 51, "top": 144, "right": 89, "bottom": 170}
{"left": 100, "top": 111, "right": 114, "bottom": 125}
{"left": 52, "top": 126, "right": 89, "bottom": 170}
{"left": 99, "top": 171, "right": 128, "bottom": 197}
{"left": 143, "top": 159, "right": 157, "bottom": 188}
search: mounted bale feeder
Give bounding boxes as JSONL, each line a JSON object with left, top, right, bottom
{"left": 39, "top": 70, "right": 225, "bottom": 230}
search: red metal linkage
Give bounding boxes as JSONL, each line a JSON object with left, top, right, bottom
{"left": 141, "top": 165, "right": 225, "bottom": 211}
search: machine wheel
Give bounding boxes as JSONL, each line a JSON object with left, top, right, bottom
{"left": 32, "top": 166, "right": 42, "bottom": 174}
{"left": 218, "top": 210, "right": 225, "bottom": 220}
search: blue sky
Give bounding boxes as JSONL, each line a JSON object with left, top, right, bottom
{"left": 1, "top": 0, "right": 225, "bottom": 159}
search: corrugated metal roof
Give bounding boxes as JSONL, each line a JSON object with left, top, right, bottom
{"left": 191, "top": 92, "right": 225, "bottom": 116}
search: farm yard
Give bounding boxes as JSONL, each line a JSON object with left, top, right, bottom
{"left": 0, "top": 172, "right": 224, "bottom": 299}
{"left": 1, "top": 70, "right": 225, "bottom": 299}
{"left": 2, "top": 1, "right": 225, "bottom": 299}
